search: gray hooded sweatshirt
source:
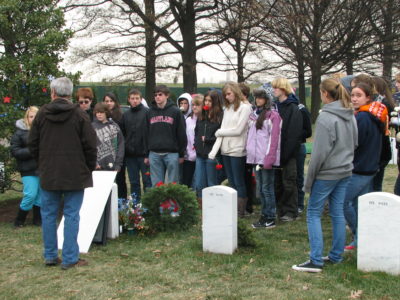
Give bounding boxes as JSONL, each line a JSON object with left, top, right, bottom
{"left": 304, "top": 100, "right": 358, "bottom": 193}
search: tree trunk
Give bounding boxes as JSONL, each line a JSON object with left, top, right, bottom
{"left": 345, "top": 57, "right": 354, "bottom": 75}
{"left": 382, "top": 41, "right": 393, "bottom": 81}
{"left": 297, "top": 62, "right": 306, "bottom": 105}
{"left": 310, "top": 66, "right": 322, "bottom": 123}
{"left": 144, "top": 0, "right": 156, "bottom": 101}
{"left": 181, "top": 12, "right": 197, "bottom": 93}
{"left": 236, "top": 37, "right": 244, "bottom": 83}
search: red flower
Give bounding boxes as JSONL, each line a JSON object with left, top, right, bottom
{"left": 216, "top": 164, "right": 223, "bottom": 170}
{"left": 156, "top": 181, "right": 164, "bottom": 187}
{"left": 203, "top": 105, "right": 210, "bottom": 111}
{"left": 145, "top": 172, "right": 150, "bottom": 176}
{"left": 42, "top": 87, "right": 47, "bottom": 93}
{"left": 3, "top": 96, "right": 11, "bottom": 103}
{"left": 171, "top": 181, "right": 177, "bottom": 185}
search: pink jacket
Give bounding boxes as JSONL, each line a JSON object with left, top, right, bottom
{"left": 246, "top": 109, "right": 281, "bottom": 169}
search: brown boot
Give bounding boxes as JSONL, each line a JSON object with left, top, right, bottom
{"left": 237, "top": 197, "right": 248, "bottom": 218}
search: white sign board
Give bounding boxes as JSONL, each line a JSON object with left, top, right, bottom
{"left": 107, "top": 183, "right": 119, "bottom": 239}
{"left": 57, "top": 171, "right": 117, "bottom": 253}
{"left": 358, "top": 192, "right": 400, "bottom": 275}
{"left": 202, "top": 185, "right": 237, "bottom": 254}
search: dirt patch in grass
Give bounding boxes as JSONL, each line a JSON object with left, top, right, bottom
{"left": 0, "top": 198, "right": 20, "bottom": 224}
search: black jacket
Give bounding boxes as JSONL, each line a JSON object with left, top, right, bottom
{"left": 148, "top": 100, "right": 187, "bottom": 157}
{"left": 10, "top": 119, "right": 38, "bottom": 177}
{"left": 194, "top": 117, "right": 222, "bottom": 158}
{"left": 29, "top": 98, "right": 97, "bottom": 190}
{"left": 275, "top": 94, "right": 303, "bottom": 166}
{"left": 120, "top": 104, "right": 149, "bottom": 157}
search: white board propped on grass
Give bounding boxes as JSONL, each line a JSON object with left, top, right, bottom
{"left": 57, "top": 171, "right": 117, "bottom": 253}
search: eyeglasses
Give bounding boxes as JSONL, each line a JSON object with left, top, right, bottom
{"left": 154, "top": 93, "right": 164, "bottom": 97}
{"left": 79, "top": 100, "right": 90, "bottom": 105}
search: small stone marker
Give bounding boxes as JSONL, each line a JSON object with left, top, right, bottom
{"left": 358, "top": 192, "right": 400, "bottom": 275}
{"left": 202, "top": 185, "right": 237, "bottom": 254}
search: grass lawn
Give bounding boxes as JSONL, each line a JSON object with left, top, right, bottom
{"left": 0, "top": 164, "right": 398, "bottom": 299}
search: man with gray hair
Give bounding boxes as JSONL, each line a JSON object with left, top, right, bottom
{"left": 29, "top": 77, "right": 97, "bottom": 270}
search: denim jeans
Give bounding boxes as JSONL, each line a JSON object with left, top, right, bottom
{"left": 307, "top": 177, "right": 350, "bottom": 266}
{"left": 149, "top": 151, "right": 180, "bottom": 185}
{"left": 125, "top": 156, "right": 152, "bottom": 199}
{"left": 343, "top": 173, "right": 374, "bottom": 246}
{"left": 296, "top": 144, "right": 307, "bottom": 210}
{"left": 20, "top": 176, "right": 41, "bottom": 211}
{"left": 40, "top": 189, "right": 84, "bottom": 265}
{"left": 195, "top": 157, "right": 218, "bottom": 197}
{"left": 256, "top": 168, "right": 275, "bottom": 220}
{"left": 222, "top": 155, "right": 247, "bottom": 198}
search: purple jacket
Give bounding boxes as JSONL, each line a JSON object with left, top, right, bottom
{"left": 246, "top": 109, "right": 281, "bottom": 169}
{"left": 185, "top": 114, "right": 197, "bottom": 161}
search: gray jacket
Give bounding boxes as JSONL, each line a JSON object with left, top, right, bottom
{"left": 304, "top": 100, "right": 358, "bottom": 193}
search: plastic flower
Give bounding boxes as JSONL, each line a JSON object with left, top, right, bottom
{"left": 216, "top": 164, "right": 223, "bottom": 170}
{"left": 145, "top": 172, "right": 150, "bottom": 176}
{"left": 42, "top": 87, "right": 47, "bottom": 93}
{"left": 3, "top": 96, "right": 11, "bottom": 103}
{"left": 156, "top": 181, "right": 164, "bottom": 187}
{"left": 203, "top": 105, "right": 210, "bottom": 111}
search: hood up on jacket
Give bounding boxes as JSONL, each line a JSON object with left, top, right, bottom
{"left": 177, "top": 93, "right": 193, "bottom": 118}
{"left": 15, "top": 119, "right": 28, "bottom": 131}
{"left": 43, "top": 98, "right": 76, "bottom": 123}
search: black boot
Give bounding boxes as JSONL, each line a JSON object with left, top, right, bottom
{"left": 14, "top": 208, "right": 29, "bottom": 228}
{"left": 32, "top": 205, "right": 42, "bottom": 226}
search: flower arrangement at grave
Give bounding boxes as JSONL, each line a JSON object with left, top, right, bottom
{"left": 118, "top": 193, "right": 146, "bottom": 233}
{"left": 141, "top": 182, "right": 199, "bottom": 232}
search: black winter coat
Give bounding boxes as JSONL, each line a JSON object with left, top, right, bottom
{"left": 29, "top": 98, "right": 97, "bottom": 190}
{"left": 194, "top": 118, "right": 222, "bottom": 158}
{"left": 120, "top": 104, "right": 149, "bottom": 157}
{"left": 275, "top": 95, "right": 303, "bottom": 166}
{"left": 10, "top": 119, "right": 38, "bottom": 177}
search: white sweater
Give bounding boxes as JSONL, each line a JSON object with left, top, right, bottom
{"left": 209, "top": 102, "right": 252, "bottom": 158}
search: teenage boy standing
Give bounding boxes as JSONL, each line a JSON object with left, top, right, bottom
{"left": 147, "top": 85, "right": 187, "bottom": 185}
{"left": 120, "top": 89, "right": 151, "bottom": 200}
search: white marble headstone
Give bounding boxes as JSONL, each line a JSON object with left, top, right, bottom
{"left": 202, "top": 185, "right": 237, "bottom": 254}
{"left": 57, "top": 171, "right": 117, "bottom": 253}
{"left": 358, "top": 192, "right": 400, "bottom": 275}
{"left": 107, "top": 183, "right": 119, "bottom": 239}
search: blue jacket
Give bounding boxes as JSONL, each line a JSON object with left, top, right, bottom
{"left": 353, "top": 111, "right": 382, "bottom": 175}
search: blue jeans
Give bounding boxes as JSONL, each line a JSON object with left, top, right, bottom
{"left": 41, "top": 189, "right": 84, "bottom": 265}
{"left": 20, "top": 176, "right": 41, "bottom": 211}
{"left": 296, "top": 144, "right": 307, "bottom": 210}
{"left": 149, "top": 151, "right": 180, "bottom": 185}
{"left": 343, "top": 173, "right": 373, "bottom": 246}
{"left": 195, "top": 157, "right": 218, "bottom": 197}
{"left": 307, "top": 177, "right": 350, "bottom": 266}
{"left": 125, "top": 156, "right": 152, "bottom": 199}
{"left": 256, "top": 168, "right": 275, "bottom": 220}
{"left": 222, "top": 155, "right": 247, "bottom": 198}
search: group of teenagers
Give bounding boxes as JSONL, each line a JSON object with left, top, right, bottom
{"left": 9, "top": 73, "right": 400, "bottom": 272}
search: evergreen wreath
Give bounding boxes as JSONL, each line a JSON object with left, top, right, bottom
{"left": 141, "top": 182, "right": 199, "bottom": 232}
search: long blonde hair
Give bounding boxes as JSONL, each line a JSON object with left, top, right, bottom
{"left": 23, "top": 106, "right": 39, "bottom": 130}
{"left": 271, "top": 77, "right": 293, "bottom": 96}
{"left": 222, "top": 82, "right": 245, "bottom": 111}
{"left": 320, "top": 78, "right": 351, "bottom": 108}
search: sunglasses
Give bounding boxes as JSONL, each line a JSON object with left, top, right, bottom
{"left": 79, "top": 100, "right": 90, "bottom": 105}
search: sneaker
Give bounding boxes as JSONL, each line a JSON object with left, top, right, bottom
{"left": 292, "top": 260, "right": 323, "bottom": 273}
{"left": 61, "top": 259, "right": 88, "bottom": 270}
{"left": 322, "top": 256, "right": 339, "bottom": 264}
{"left": 280, "top": 215, "right": 297, "bottom": 222}
{"left": 252, "top": 219, "right": 276, "bottom": 229}
{"left": 45, "top": 257, "right": 62, "bottom": 266}
{"left": 344, "top": 245, "right": 356, "bottom": 252}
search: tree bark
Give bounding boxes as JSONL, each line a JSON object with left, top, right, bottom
{"left": 144, "top": 0, "right": 156, "bottom": 100}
